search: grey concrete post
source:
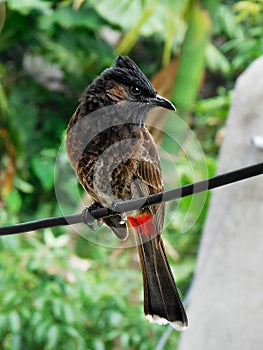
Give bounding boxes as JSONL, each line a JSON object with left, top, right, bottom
{"left": 178, "top": 57, "right": 263, "bottom": 350}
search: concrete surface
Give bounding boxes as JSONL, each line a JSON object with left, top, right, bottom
{"left": 178, "top": 56, "right": 263, "bottom": 350}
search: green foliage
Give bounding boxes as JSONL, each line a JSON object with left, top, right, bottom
{"left": 221, "top": 1, "right": 263, "bottom": 73}
{"left": 0, "top": 233, "right": 179, "bottom": 349}
{"left": 0, "top": 0, "right": 262, "bottom": 349}
{"left": 6, "top": 0, "right": 51, "bottom": 15}
{"left": 92, "top": 0, "right": 191, "bottom": 64}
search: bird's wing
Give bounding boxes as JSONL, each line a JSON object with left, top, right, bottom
{"left": 136, "top": 158, "right": 163, "bottom": 192}
{"left": 130, "top": 129, "right": 165, "bottom": 235}
{"left": 135, "top": 128, "right": 164, "bottom": 192}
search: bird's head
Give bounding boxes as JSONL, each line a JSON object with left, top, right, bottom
{"left": 101, "top": 56, "right": 175, "bottom": 111}
{"left": 80, "top": 56, "right": 176, "bottom": 120}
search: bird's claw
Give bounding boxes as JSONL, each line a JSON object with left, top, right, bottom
{"left": 119, "top": 213, "right": 127, "bottom": 225}
{"left": 81, "top": 204, "right": 103, "bottom": 231}
{"left": 110, "top": 200, "right": 127, "bottom": 225}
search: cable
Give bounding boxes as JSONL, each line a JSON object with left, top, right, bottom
{"left": 0, "top": 162, "right": 262, "bottom": 236}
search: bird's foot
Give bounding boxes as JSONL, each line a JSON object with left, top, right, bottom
{"left": 110, "top": 199, "right": 127, "bottom": 225}
{"left": 81, "top": 203, "right": 103, "bottom": 231}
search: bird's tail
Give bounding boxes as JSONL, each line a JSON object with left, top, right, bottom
{"left": 129, "top": 215, "right": 188, "bottom": 331}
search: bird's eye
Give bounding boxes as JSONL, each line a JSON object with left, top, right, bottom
{"left": 130, "top": 85, "right": 142, "bottom": 96}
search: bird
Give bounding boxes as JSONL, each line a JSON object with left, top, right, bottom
{"left": 66, "top": 56, "right": 188, "bottom": 331}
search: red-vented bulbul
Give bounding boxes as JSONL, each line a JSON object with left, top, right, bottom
{"left": 66, "top": 56, "right": 188, "bottom": 330}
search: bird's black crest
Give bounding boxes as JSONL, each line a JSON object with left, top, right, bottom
{"left": 115, "top": 56, "right": 142, "bottom": 73}
{"left": 101, "top": 56, "right": 156, "bottom": 97}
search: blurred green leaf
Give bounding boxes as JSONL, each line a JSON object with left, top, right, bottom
{"left": 32, "top": 150, "right": 55, "bottom": 191}
{"left": 9, "top": 334, "right": 21, "bottom": 350}
{"left": 46, "top": 325, "right": 59, "bottom": 349}
{"left": 9, "top": 311, "right": 20, "bottom": 333}
{"left": 216, "top": 4, "right": 243, "bottom": 38}
{"left": 14, "top": 177, "right": 34, "bottom": 194}
{"left": 0, "top": 2, "right": 5, "bottom": 34}
{"left": 233, "top": 1, "right": 262, "bottom": 22}
{"left": 6, "top": 0, "right": 51, "bottom": 15}
{"left": 62, "top": 304, "right": 75, "bottom": 324}
{"left": 35, "top": 320, "right": 53, "bottom": 344}
{"left": 3, "top": 188, "right": 22, "bottom": 213}
{"left": 205, "top": 42, "right": 231, "bottom": 75}
{"left": 172, "top": 3, "right": 212, "bottom": 110}
{"left": 45, "top": 6, "right": 103, "bottom": 30}
{"left": 92, "top": 0, "right": 146, "bottom": 31}
{"left": 0, "top": 83, "right": 8, "bottom": 111}
{"left": 117, "top": 4, "right": 156, "bottom": 53}
{"left": 65, "top": 326, "right": 80, "bottom": 339}
{"left": 93, "top": 338, "right": 105, "bottom": 350}
{"left": 44, "top": 230, "right": 70, "bottom": 248}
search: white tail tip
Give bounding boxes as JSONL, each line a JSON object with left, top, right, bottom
{"left": 145, "top": 314, "right": 188, "bottom": 332}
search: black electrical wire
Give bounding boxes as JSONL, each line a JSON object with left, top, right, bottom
{"left": 0, "top": 162, "right": 262, "bottom": 236}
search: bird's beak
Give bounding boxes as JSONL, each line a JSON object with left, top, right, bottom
{"left": 151, "top": 94, "right": 176, "bottom": 111}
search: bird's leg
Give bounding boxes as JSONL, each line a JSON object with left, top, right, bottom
{"left": 81, "top": 202, "right": 103, "bottom": 231}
